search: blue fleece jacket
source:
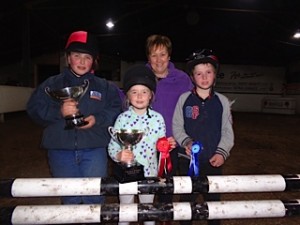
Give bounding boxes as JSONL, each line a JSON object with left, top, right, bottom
{"left": 27, "top": 68, "right": 122, "bottom": 150}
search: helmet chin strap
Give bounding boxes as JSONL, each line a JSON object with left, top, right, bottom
{"left": 69, "top": 66, "right": 93, "bottom": 77}
{"left": 146, "top": 107, "right": 152, "bottom": 118}
{"left": 70, "top": 68, "right": 81, "bottom": 77}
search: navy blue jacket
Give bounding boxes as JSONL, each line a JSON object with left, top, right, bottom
{"left": 173, "top": 90, "right": 234, "bottom": 162}
{"left": 27, "top": 68, "right": 122, "bottom": 150}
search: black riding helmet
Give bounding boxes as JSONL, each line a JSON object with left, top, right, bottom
{"left": 186, "top": 49, "right": 219, "bottom": 73}
{"left": 123, "top": 65, "right": 156, "bottom": 94}
{"left": 123, "top": 65, "right": 156, "bottom": 118}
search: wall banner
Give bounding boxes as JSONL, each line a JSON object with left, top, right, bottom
{"left": 214, "top": 65, "right": 285, "bottom": 94}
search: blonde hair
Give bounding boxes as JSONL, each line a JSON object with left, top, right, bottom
{"left": 123, "top": 90, "right": 156, "bottom": 110}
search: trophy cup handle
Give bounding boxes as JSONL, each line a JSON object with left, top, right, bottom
{"left": 44, "top": 86, "right": 63, "bottom": 100}
{"left": 45, "top": 87, "right": 51, "bottom": 97}
{"left": 108, "top": 126, "right": 117, "bottom": 140}
{"left": 80, "top": 79, "right": 89, "bottom": 100}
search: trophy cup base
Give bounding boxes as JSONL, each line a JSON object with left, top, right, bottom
{"left": 114, "top": 162, "right": 145, "bottom": 183}
{"left": 64, "top": 115, "right": 88, "bottom": 130}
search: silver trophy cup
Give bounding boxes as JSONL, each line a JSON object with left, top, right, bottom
{"left": 108, "top": 127, "right": 144, "bottom": 166}
{"left": 45, "top": 80, "right": 89, "bottom": 129}
{"left": 108, "top": 127, "right": 145, "bottom": 182}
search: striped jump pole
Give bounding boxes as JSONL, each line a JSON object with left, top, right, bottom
{"left": 1, "top": 200, "right": 300, "bottom": 224}
{"left": 1, "top": 174, "right": 299, "bottom": 197}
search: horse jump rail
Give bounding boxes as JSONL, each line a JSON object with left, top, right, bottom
{"left": 1, "top": 174, "right": 299, "bottom": 197}
{"left": 1, "top": 200, "right": 300, "bottom": 224}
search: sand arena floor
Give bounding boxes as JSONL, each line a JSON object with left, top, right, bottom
{"left": 0, "top": 111, "right": 299, "bottom": 225}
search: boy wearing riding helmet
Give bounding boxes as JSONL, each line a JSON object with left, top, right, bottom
{"left": 172, "top": 49, "right": 234, "bottom": 225}
{"left": 27, "top": 31, "right": 122, "bottom": 205}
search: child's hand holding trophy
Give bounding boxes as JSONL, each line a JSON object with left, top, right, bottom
{"left": 45, "top": 80, "right": 89, "bottom": 129}
{"left": 108, "top": 127, "right": 146, "bottom": 183}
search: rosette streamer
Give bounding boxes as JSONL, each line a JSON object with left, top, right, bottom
{"left": 156, "top": 137, "right": 172, "bottom": 177}
{"left": 188, "top": 141, "right": 202, "bottom": 177}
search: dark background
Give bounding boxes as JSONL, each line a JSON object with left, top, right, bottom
{"left": 1, "top": 0, "right": 300, "bottom": 68}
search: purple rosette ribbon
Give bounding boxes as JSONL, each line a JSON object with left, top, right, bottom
{"left": 187, "top": 141, "right": 202, "bottom": 177}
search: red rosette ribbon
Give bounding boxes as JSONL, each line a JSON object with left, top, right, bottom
{"left": 156, "top": 137, "right": 172, "bottom": 177}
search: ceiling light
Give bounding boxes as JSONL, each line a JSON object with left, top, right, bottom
{"left": 106, "top": 20, "right": 115, "bottom": 29}
{"left": 293, "top": 29, "right": 300, "bottom": 39}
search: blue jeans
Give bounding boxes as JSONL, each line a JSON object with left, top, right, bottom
{"left": 47, "top": 148, "right": 107, "bottom": 204}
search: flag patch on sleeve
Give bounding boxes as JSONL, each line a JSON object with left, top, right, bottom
{"left": 90, "top": 91, "right": 102, "bottom": 100}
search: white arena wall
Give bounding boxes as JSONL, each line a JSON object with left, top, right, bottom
{"left": 1, "top": 59, "right": 300, "bottom": 123}
{"left": 214, "top": 64, "right": 299, "bottom": 114}
{"left": 0, "top": 85, "right": 34, "bottom": 122}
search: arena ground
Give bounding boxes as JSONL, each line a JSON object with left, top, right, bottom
{"left": 0, "top": 111, "right": 299, "bottom": 225}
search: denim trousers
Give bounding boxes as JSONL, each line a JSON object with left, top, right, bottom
{"left": 47, "top": 148, "right": 108, "bottom": 204}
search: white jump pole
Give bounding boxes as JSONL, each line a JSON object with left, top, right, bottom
{"left": 1, "top": 174, "right": 299, "bottom": 197}
{"left": 0, "top": 200, "right": 299, "bottom": 224}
